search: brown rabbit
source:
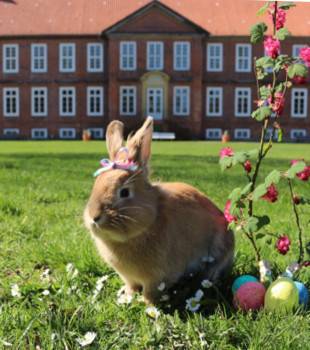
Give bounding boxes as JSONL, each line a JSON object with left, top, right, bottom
{"left": 84, "top": 117, "right": 234, "bottom": 304}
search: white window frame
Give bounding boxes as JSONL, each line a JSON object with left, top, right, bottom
{"left": 265, "top": 127, "right": 279, "bottom": 141}
{"left": 235, "top": 87, "right": 252, "bottom": 117}
{"left": 235, "top": 44, "right": 252, "bottom": 72}
{"left": 207, "top": 43, "right": 223, "bottom": 72}
{"left": 291, "top": 88, "right": 308, "bottom": 118}
{"left": 173, "top": 86, "right": 190, "bottom": 116}
{"left": 59, "top": 87, "right": 76, "bottom": 117}
{"left": 87, "top": 43, "right": 104, "bottom": 72}
{"left": 31, "top": 128, "right": 48, "bottom": 140}
{"left": 59, "top": 43, "right": 76, "bottom": 72}
{"left": 88, "top": 128, "right": 104, "bottom": 139}
{"left": 147, "top": 41, "right": 164, "bottom": 71}
{"left": 292, "top": 44, "right": 305, "bottom": 58}
{"left": 205, "top": 128, "right": 222, "bottom": 140}
{"left": 206, "top": 87, "right": 223, "bottom": 117}
{"left": 31, "top": 44, "right": 47, "bottom": 73}
{"left": 3, "top": 88, "right": 19, "bottom": 117}
{"left": 87, "top": 87, "right": 104, "bottom": 117}
{"left": 120, "top": 41, "right": 137, "bottom": 71}
{"left": 3, "top": 44, "right": 19, "bottom": 73}
{"left": 59, "top": 128, "right": 76, "bottom": 139}
{"left": 234, "top": 128, "right": 251, "bottom": 140}
{"left": 173, "top": 41, "right": 191, "bottom": 71}
{"left": 290, "top": 129, "right": 307, "bottom": 140}
{"left": 120, "top": 86, "right": 137, "bottom": 116}
{"left": 3, "top": 128, "right": 20, "bottom": 136}
{"left": 31, "top": 87, "right": 48, "bottom": 117}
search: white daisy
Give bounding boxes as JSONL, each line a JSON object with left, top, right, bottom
{"left": 201, "top": 279, "right": 213, "bottom": 289}
{"left": 42, "top": 289, "right": 50, "bottom": 296}
{"left": 66, "top": 263, "right": 79, "bottom": 279}
{"left": 11, "top": 284, "right": 21, "bottom": 298}
{"left": 185, "top": 297, "right": 201, "bottom": 312}
{"left": 145, "top": 306, "right": 160, "bottom": 320}
{"left": 117, "top": 293, "right": 133, "bottom": 305}
{"left": 40, "top": 268, "right": 50, "bottom": 280}
{"left": 76, "top": 332, "right": 97, "bottom": 347}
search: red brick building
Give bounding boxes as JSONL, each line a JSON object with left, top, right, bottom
{"left": 0, "top": 0, "right": 309, "bottom": 140}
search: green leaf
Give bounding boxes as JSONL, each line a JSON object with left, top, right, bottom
{"left": 287, "top": 64, "right": 308, "bottom": 79}
{"left": 275, "top": 28, "right": 290, "bottom": 41}
{"left": 247, "top": 149, "right": 259, "bottom": 159}
{"left": 259, "top": 85, "right": 272, "bottom": 99}
{"left": 229, "top": 188, "right": 242, "bottom": 202}
{"left": 233, "top": 152, "right": 248, "bottom": 164}
{"left": 256, "top": 215, "right": 271, "bottom": 231}
{"left": 244, "top": 216, "right": 270, "bottom": 234}
{"left": 256, "top": 56, "right": 274, "bottom": 70}
{"left": 278, "top": 2, "right": 296, "bottom": 10}
{"left": 277, "top": 128, "right": 283, "bottom": 143}
{"left": 256, "top": 233, "right": 266, "bottom": 240}
{"left": 265, "top": 170, "right": 281, "bottom": 187}
{"left": 252, "top": 106, "right": 272, "bottom": 121}
{"left": 287, "top": 161, "right": 306, "bottom": 179}
{"left": 219, "top": 156, "right": 233, "bottom": 171}
{"left": 250, "top": 22, "right": 268, "bottom": 44}
{"left": 241, "top": 183, "right": 253, "bottom": 196}
{"left": 257, "top": 2, "right": 269, "bottom": 16}
{"left": 252, "top": 183, "right": 267, "bottom": 201}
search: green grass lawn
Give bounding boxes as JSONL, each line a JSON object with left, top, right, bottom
{"left": 0, "top": 141, "right": 309, "bottom": 349}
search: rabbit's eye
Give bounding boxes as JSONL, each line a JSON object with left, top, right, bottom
{"left": 120, "top": 187, "right": 130, "bottom": 198}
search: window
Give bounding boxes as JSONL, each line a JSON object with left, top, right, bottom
{"left": 235, "top": 44, "right": 252, "bottom": 72}
{"left": 207, "top": 43, "right": 223, "bottom": 72}
{"left": 265, "top": 128, "right": 279, "bottom": 141}
{"left": 291, "top": 88, "right": 308, "bottom": 118}
{"left": 205, "top": 128, "right": 222, "bottom": 140}
{"left": 234, "top": 128, "right": 251, "bottom": 140}
{"left": 147, "top": 42, "right": 164, "bottom": 70}
{"left": 120, "top": 41, "right": 137, "bottom": 71}
{"left": 206, "top": 87, "right": 223, "bottom": 116}
{"left": 88, "top": 128, "right": 104, "bottom": 139}
{"left": 235, "top": 88, "right": 251, "bottom": 117}
{"left": 59, "top": 87, "right": 76, "bottom": 116}
{"left": 3, "top": 128, "right": 19, "bottom": 137}
{"left": 87, "top": 87, "right": 104, "bottom": 116}
{"left": 31, "top": 128, "right": 48, "bottom": 139}
{"left": 59, "top": 43, "right": 75, "bottom": 72}
{"left": 173, "top": 87, "right": 190, "bottom": 116}
{"left": 31, "top": 44, "right": 47, "bottom": 72}
{"left": 59, "top": 128, "right": 76, "bottom": 139}
{"left": 292, "top": 45, "right": 305, "bottom": 58}
{"left": 31, "top": 87, "right": 48, "bottom": 116}
{"left": 290, "top": 129, "right": 307, "bottom": 140}
{"left": 3, "top": 44, "right": 19, "bottom": 73}
{"left": 174, "top": 42, "right": 190, "bottom": 71}
{"left": 120, "top": 86, "right": 137, "bottom": 115}
{"left": 87, "top": 43, "right": 103, "bottom": 72}
{"left": 3, "top": 88, "right": 19, "bottom": 117}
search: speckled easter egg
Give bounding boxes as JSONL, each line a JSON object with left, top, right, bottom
{"left": 294, "top": 281, "right": 309, "bottom": 307}
{"left": 233, "top": 282, "right": 266, "bottom": 311}
{"left": 265, "top": 278, "right": 299, "bottom": 313}
{"left": 232, "top": 275, "right": 259, "bottom": 294}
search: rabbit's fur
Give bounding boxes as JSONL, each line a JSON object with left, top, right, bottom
{"left": 84, "top": 117, "right": 234, "bottom": 303}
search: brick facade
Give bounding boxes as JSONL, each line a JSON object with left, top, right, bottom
{"left": 0, "top": 2, "right": 309, "bottom": 141}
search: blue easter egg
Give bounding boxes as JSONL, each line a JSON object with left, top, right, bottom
{"left": 232, "top": 275, "right": 259, "bottom": 294}
{"left": 294, "top": 281, "right": 309, "bottom": 307}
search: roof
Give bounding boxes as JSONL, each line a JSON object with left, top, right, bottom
{"left": 0, "top": 0, "right": 309, "bottom": 37}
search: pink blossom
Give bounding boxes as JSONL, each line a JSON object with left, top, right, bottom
{"left": 276, "top": 235, "right": 291, "bottom": 255}
{"left": 292, "top": 75, "right": 306, "bottom": 85}
{"left": 302, "top": 261, "right": 310, "bottom": 268}
{"left": 264, "top": 36, "right": 280, "bottom": 59}
{"left": 262, "top": 184, "right": 278, "bottom": 203}
{"left": 269, "top": 6, "right": 286, "bottom": 30}
{"left": 293, "top": 195, "right": 301, "bottom": 205}
{"left": 220, "top": 147, "right": 234, "bottom": 159}
{"left": 243, "top": 160, "right": 252, "bottom": 174}
{"left": 268, "top": 92, "right": 285, "bottom": 115}
{"left": 291, "top": 160, "right": 310, "bottom": 181}
{"left": 224, "top": 200, "right": 237, "bottom": 224}
{"left": 299, "top": 47, "right": 310, "bottom": 67}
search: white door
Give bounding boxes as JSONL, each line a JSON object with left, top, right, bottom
{"left": 147, "top": 88, "right": 163, "bottom": 120}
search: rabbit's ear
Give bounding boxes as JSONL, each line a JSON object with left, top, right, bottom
{"left": 106, "top": 120, "right": 124, "bottom": 160}
{"left": 127, "top": 117, "right": 153, "bottom": 169}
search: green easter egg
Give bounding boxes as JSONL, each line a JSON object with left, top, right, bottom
{"left": 265, "top": 277, "right": 299, "bottom": 313}
{"left": 232, "top": 275, "right": 258, "bottom": 294}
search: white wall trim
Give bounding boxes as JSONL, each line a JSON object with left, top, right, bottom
{"left": 59, "top": 87, "right": 76, "bottom": 117}
{"left": 87, "top": 43, "right": 104, "bottom": 72}
{"left": 3, "top": 87, "right": 19, "bottom": 117}
{"left": 31, "top": 128, "right": 48, "bottom": 139}
{"left": 207, "top": 43, "right": 223, "bottom": 72}
{"left": 3, "top": 44, "right": 19, "bottom": 73}
{"left": 31, "top": 87, "right": 48, "bottom": 117}
{"left": 147, "top": 41, "right": 164, "bottom": 70}
{"left": 235, "top": 43, "right": 252, "bottom": 72}
{"left": 173, "top": 86, "right": 190, "bottom": 116}
{"left": 120, "top": 86, "right": 137, "bottom": 116}
{"left": 206, "top": 87, "right": 223, "bottom": 117}
{"left": 120, "top": 41, "right": 137, "bottom": 71}
{"left": 291, "top": 88, "right": 308, "bottom": 118}
{"left": 173, "top": 41, "right": 191, "bottom": 71}
{"left": 235, "top": 87, "right": 252, "bottom": 117}
{"left": 31, "top": 44, "right": 48, "bottom": 73}
{"left": 205, "top": 128, "right": 222, "bottom": 140}
{"left": 59, "top": 43, "right": 76, "bottom": 72}
{"left": 234, "top": 128, "right": 251, "bottom": 140}
{"left": 59, "top": 128, "right": 76, "bottom": 139}
{"left": 87, "top": 86, "right": 104, "bottom": 116}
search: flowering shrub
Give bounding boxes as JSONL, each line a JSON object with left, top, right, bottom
{"left": 220, "top": 1, "right": 309, "bottom": 274}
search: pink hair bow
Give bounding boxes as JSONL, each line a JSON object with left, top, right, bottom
{"left": 93, "top": 147, "right": 138, "bottom": 177}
